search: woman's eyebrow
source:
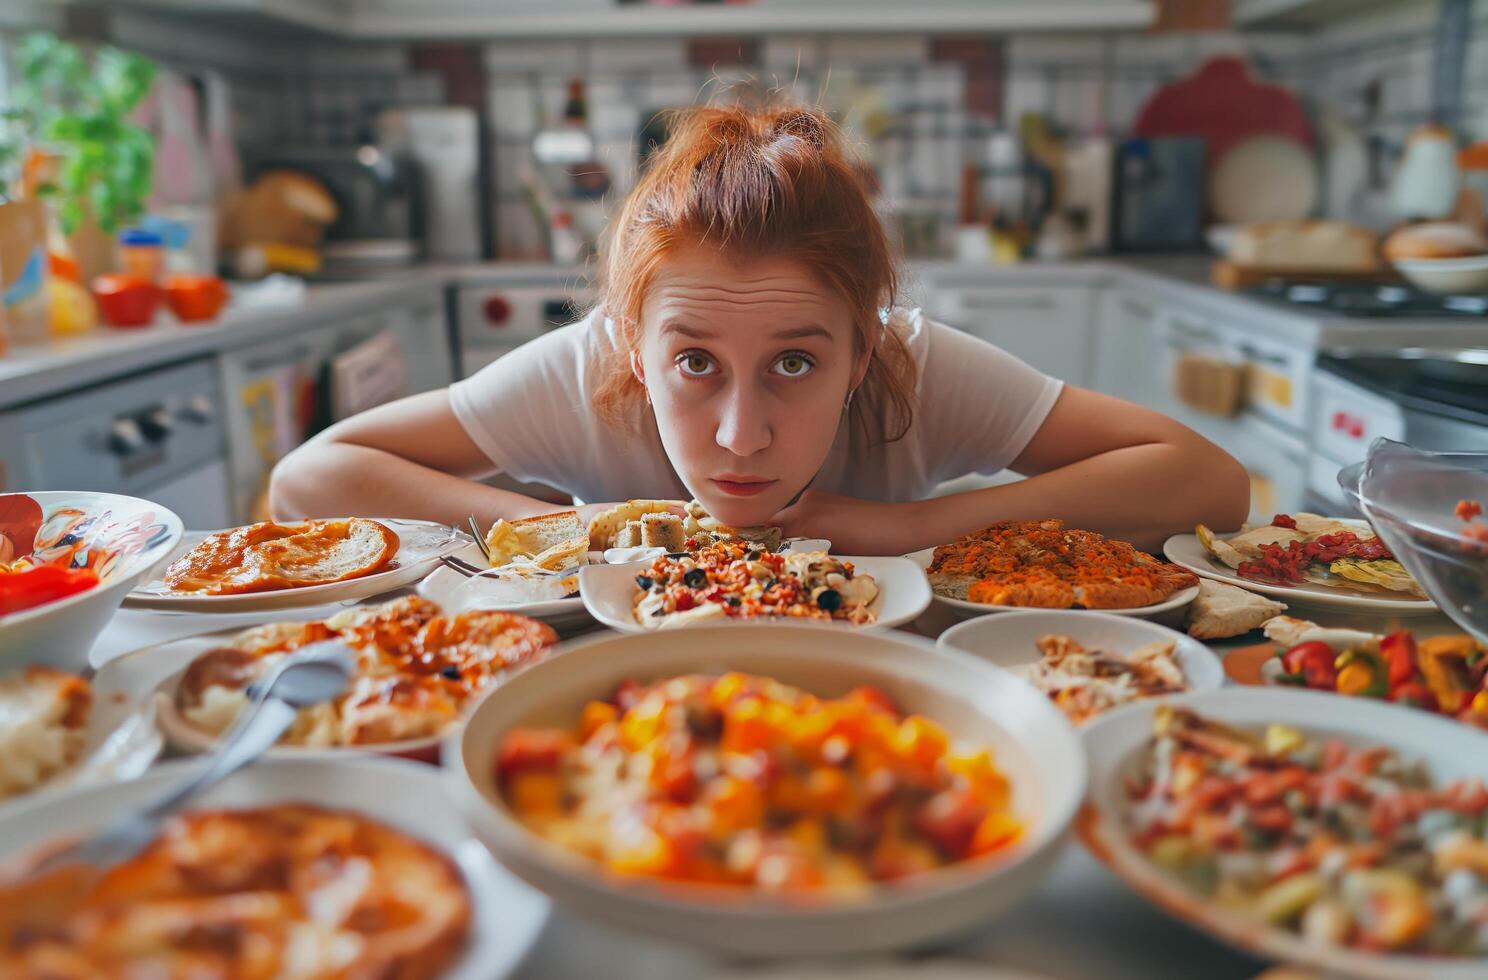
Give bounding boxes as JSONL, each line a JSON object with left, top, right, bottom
{"left": 773, "top": 324, "right": 835, "bottom": 342}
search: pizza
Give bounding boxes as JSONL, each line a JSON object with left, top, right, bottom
{"left": 171, "top": 595, "right": 557, "bottom": 747}
{"left": 928, "top": 519, "right": 1198, "bottom": 610}
{"left": 163, "top": 518, "right": 400, "bottom": 595}
{"left": 0, "top": 804, "right": 470, "bottom": 979}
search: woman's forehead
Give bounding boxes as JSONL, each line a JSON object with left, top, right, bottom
{"left": 642, "top": 251, "right": 849, "bottom": 329}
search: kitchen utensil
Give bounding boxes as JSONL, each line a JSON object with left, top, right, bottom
{"left": 1132, "top": 56, "right": 1312, "bottom": 169}
{"left": 418, "top": 542, "right": 590, "bottom": 632}
{"left": 445, "top": 624, "right": 1086, "bottom": 956}
{"left": 1, "top": 492, "right": 184, "bottom": 671}
{"left": 26, "top": 640, "right": 355, "bottom": 879}
{"left": 1391, "top": 125, "right": 1462, "bottom": 220}
{"left": 1109, "top": 137, "right": 1206, "bottom": 252}
{"left": 0, "top": 755, "right": 551, "bottom": 980}
{"left": 1079, "top": 688, "right": 1488, "bottom": 980}
{"left": 1209, "top": 135, "right": 1319, "bottom": 223}
{"left": 468, "top": 514, "right": 491, "bottom": 562}
{"left": 1350, "top": 438, "right": 1488, "bottom": 646}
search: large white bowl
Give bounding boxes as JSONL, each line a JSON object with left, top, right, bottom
{"left": 937, "top": 609, "right": 1224, "bottom": 721}
{"left": 1078, "top": 688, "right": 1488, "bottom": 980}
{"left": 1392, "top": 254, "right": 1488, "bottom": 294}
{"left": 0, "top": 755, "right": 550, "bottom": 980}
{"left": 580, "top": 554, "right": 932, "bottom": 633}
{"left": 444, "top": 624, "right": 1086, "bottom": 956}
{"left": 0, "top": 491, "right": 183, "bottom": 670}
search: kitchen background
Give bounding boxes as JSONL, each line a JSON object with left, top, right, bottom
{"left": 1, "top": 0, "right": 1486, "bottom": 533}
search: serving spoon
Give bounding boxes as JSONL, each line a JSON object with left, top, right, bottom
{"left": 22, "top": 640, "right": 356, "bottom": 879}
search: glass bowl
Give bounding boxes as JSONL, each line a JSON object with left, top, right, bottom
{"left": 1341, "top": 439, "right": 1488, "bottom": 645}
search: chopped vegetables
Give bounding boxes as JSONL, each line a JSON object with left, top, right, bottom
{"left": 497, "top": 673, "right": 1023, "bottom": 893}
{"left": 1126, "top": 706, "right": 1488, "bottom": 958}
{"left": 1459, "top": 499, "right": 1484, "bottom": 523}
{"left": 0, "top": 564, "right": 100, "bottom": 617}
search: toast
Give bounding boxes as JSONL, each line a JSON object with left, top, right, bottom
{"left": 485, "top": 511, "right": 587, "bottom": 571}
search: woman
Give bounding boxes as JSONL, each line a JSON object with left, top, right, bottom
{"left": 271, "top": 104, "right": 1247, "bottom": 555}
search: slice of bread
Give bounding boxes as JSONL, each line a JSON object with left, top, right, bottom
{"left": 485, "top": 510, "right": 585, "bottom": 568}
{"left": 641, "top": 513, "right": 685, "bottom": 551}
{"left": 588, "top": 500, "right": 683, "bottom": 550}
{"left": 614, "top": 521, "right": 643, "bottom": 549}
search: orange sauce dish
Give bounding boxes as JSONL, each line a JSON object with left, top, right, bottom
{"left": 164, "top": 518, "right": 399, "bottom": 595}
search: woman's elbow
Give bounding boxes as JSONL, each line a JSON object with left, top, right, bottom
{"left": 1198, "top": 441, "right": 1251, "bottom": 531}
{"left": 268, "top": 441, "right": 332, "bottom": 520}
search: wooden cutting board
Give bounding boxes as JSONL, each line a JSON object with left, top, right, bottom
{"left": 1211, "top": 259, "right": 1397, "bottom": 290}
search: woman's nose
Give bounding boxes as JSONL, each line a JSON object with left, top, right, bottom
{"left": 714, "top": 383, "right": 772, "bottom": 457}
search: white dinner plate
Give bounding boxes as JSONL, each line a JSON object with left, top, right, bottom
{"left": 579, "top": 555, "right": 931, "bottom": 634}
{"left": 416, "top": 542, "right": 591, "bottom": 632}
{"left": 0, "top": 755, "right": 550, "bottom": 980}
{"left": 124, "top": 518, "right": 468, "bottom": 613}
{"left": 936, "top": 609, "right": 1224, "bottom": 724}
{"left": 907, "top": 548, "right": 1200, "bottom": 619}
{"left": 1162, "top": 523, "right": 1438, "bottom": 614}
{"left": 1078, "top": 688, "right": 1488, "bottom": 980}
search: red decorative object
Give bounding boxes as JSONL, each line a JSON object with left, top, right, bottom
{"left": 1132, "top": 56, "right": 1312, "bottom": 170}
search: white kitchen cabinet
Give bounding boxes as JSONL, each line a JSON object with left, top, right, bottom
{"left": 925, "top": 284, "right": 1096, "bottom": 389}
{"left": 1093, "top": 288, "right": 1163, "bottom": 406}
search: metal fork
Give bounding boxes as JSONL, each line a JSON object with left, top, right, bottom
{"left": 24, "top": 641, "right": 356, "bottom": 880}
{"left": 468, "top": 514, "right": 491, "bottom": 562}
{"left": 440, "top": 553, "right": 490, "bottom": 577}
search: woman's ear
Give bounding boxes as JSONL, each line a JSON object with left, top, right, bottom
{"left": 630, "top": 349, "right": 646, "bottom": 386}
{"left": 849, "top": 348, "right": 871, "bottom": 395}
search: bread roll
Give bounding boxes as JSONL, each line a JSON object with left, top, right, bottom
{"left": 1383, "top": 221, "right": 1488, "bottom": 260}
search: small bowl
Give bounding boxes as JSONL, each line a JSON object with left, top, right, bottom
{"left": 444, "top": 624, "right": 1086, "bottom": 956}
{"left": 1346, "top": 439, "right": 1488, "bottom": 645}
{"left": 937, "top": 609, "right": 1224, "bottom": 722}
{"left": 1079, "top": 688, "right": 1488, "bottom": 980}
{"left": 0, "top": 491, "right": 183, "bottom": 670}
{"left": 1391, "top": 254, "right": 1488, "bottom": 294}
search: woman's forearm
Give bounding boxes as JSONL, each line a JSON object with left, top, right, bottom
{"left": 269, "top": 441, "right": 558, "bottom": 527}
{"left": 924, "top": 440, "right": 1250, "bottom": 553}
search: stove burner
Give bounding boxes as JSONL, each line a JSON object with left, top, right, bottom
{"left": 1249, "top": 279, "right": 1488, "bottom": 318}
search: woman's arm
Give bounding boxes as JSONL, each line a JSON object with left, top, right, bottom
{"left": 776, "top": 386, "right": 1249, "bottom": 554}
{"left": 268, "top": 389, "right": 564, "bottom": 525}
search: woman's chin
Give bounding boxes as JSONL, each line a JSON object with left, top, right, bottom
{"left": 694, "top": 489, "right": 786, "bottom": 529}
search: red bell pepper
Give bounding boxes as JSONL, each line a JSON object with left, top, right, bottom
{"left": 1389, "top": 682, "right": 1437, "bottom": 711}
{"left": 1282, "top": 641, "right": 1338, "bottom": 690}
{"left": 1381, "top": 630, "right": 1419, "bottom": 689}
{"left": 0, "top": 564, "right": 100, "bottom": 616}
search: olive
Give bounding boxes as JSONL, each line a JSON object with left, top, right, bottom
{"left": 635, "top": 574, "right": 654, "bottom": 590}
{"left": 440, "top": 665, "right": 461, "bottom": 680}
{"left": 683, "top": 568, "right": 708, "bottom": 589}
{"left": 666, "top": 552, "right": 689, "bottom": 560}
{"left": 727, "top": 596, "right": 742, "bottom": 607}
{"left": 746, "top": 549, "right": 764, "bottom": 561}
{"left": 815, "top": 587, "right": 843, "bottom": 612}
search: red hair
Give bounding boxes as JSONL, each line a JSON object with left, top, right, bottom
{"left": 592, "top": 103, "right": 916, "bottom": 444}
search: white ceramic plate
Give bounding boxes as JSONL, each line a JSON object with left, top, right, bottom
{"left": 1078, "top": 688, "right": 1488, "bottom": 980}
{"left": 579, "top": 555, "right": 931, "bottom": 634}
{"left": 936, "top": 609, "right": 1224, "bottom": 723}
{"left": 416, "top": 542, "right": 591, "bottom": 632}
{"left": 0, "top": 755, "right": 549, "bottom": 980}
{"left": 445, "top": 625, "right": 1085, "bottom": 956}
{"left": 125, "top": 518, "right": 467, "bottom": 613}
{"left": 1, "top": 491, "right": 184, "bottom": 670}
{"left": 907, "top": 548, "right": 1200, "bottom": 620}
{"left": 1392, "top": 254, "right": 1488, "bottom": 295}
{"left": 1162, "top": 523, "right": 1438, "bottom": 614}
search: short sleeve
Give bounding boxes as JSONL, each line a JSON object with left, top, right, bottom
{"left": 912, "top": 318, "right": 1064, "bottom": 482}
{"left": 447, "top": 315, "right": 601, "bottom": 486}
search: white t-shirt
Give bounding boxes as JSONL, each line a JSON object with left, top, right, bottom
{"left": 449, "top": 306, "right": 1062, "bottom": 504}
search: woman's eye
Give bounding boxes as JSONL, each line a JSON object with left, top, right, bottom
{"left": 772, "top": 353, "right": 815, "bottom": 378}
{"left": 676, "top": 351, "right": 717, "bottom": 377}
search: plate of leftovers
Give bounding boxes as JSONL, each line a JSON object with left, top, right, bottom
{"left": 911, "top": 520, "right": 1200, "bottom": 618}
{"left": 420, "top": 510, "right": 590, "bottom": 626}
{"left": 445, "top": 625, "right": 1084, "bottom": 956}
{"left": 1079, "top": 689, "right": 1488, "bottom": 980}
{"left": 113, "top": 595, "right": 557, "bottom": 760}
{"left": 126, "top": 517, "right": 466, "bottom": 612}
{"left": 1, "top": 491, "right": 183, "bottom": 668}
{"left": 0, "top": 662, "right": 159, "bottom": 817}
{"left": 579, "top": 542, "right": 929, "bottom": 632}
{"left": 0, "top": 756, "right": 550, "bottom": 980}
{"left": 1232, "top": 616, "right": 1488, "bottom": 729}
{"left": 938, "top": 611, "right": 1223, "bottom": 725}
{"left": 1164, "top": 513, "right": 1435, "bottom": 613}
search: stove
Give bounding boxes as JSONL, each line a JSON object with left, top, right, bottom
{"left": 1246, "top": 280, "right": 1488, "bottom": 318}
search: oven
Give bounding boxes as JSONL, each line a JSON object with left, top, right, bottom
{"left": 0, "top": 358, "right": 233, "bottom": 530}
{"left": 453, "top": 276, "right": 594, "bottom": 379}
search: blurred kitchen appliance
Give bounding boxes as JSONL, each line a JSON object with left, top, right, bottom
{"left": 0, "top": 359, "right": 232, "bottom": 530}
{"left": 240, "top": 145, "right": 422, "bottom": 268}
{"left": 1109, "top": 138, "right": 1205, "bottom": 252}
{"left": 454, "top": 274, "right": 594, "bottom": 378}
{"left": 1246, "top": 280, "right": 1488, "bottom": 317}
{"left": 377, "top": 107, "right": 482, "bottom": 262}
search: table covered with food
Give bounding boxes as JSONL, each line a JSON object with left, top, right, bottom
{"left": 2, "top": 437, "right": 1487, "bottom": 980}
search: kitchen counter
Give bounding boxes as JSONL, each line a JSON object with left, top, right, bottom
{"left": 0, "top": 277, "right": 445, "bottom": 411}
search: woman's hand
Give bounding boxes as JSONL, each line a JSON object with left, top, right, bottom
{"left": 770, "top": 490, "right": 936, "bottom": 556}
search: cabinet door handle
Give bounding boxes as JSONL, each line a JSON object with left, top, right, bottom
{"left": 959, "top": 295, "right": 1057, "bottom": 312}
{"left": 1168, "top": 320, "right": 1221, "bottom": 345}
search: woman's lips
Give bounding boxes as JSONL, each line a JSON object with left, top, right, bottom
{"left": 710, "top": 477, "right": 777, "bottom": 497}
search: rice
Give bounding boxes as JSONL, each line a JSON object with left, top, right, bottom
{"left": 0, "top": 669, "right": 89, "bottom": 801}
